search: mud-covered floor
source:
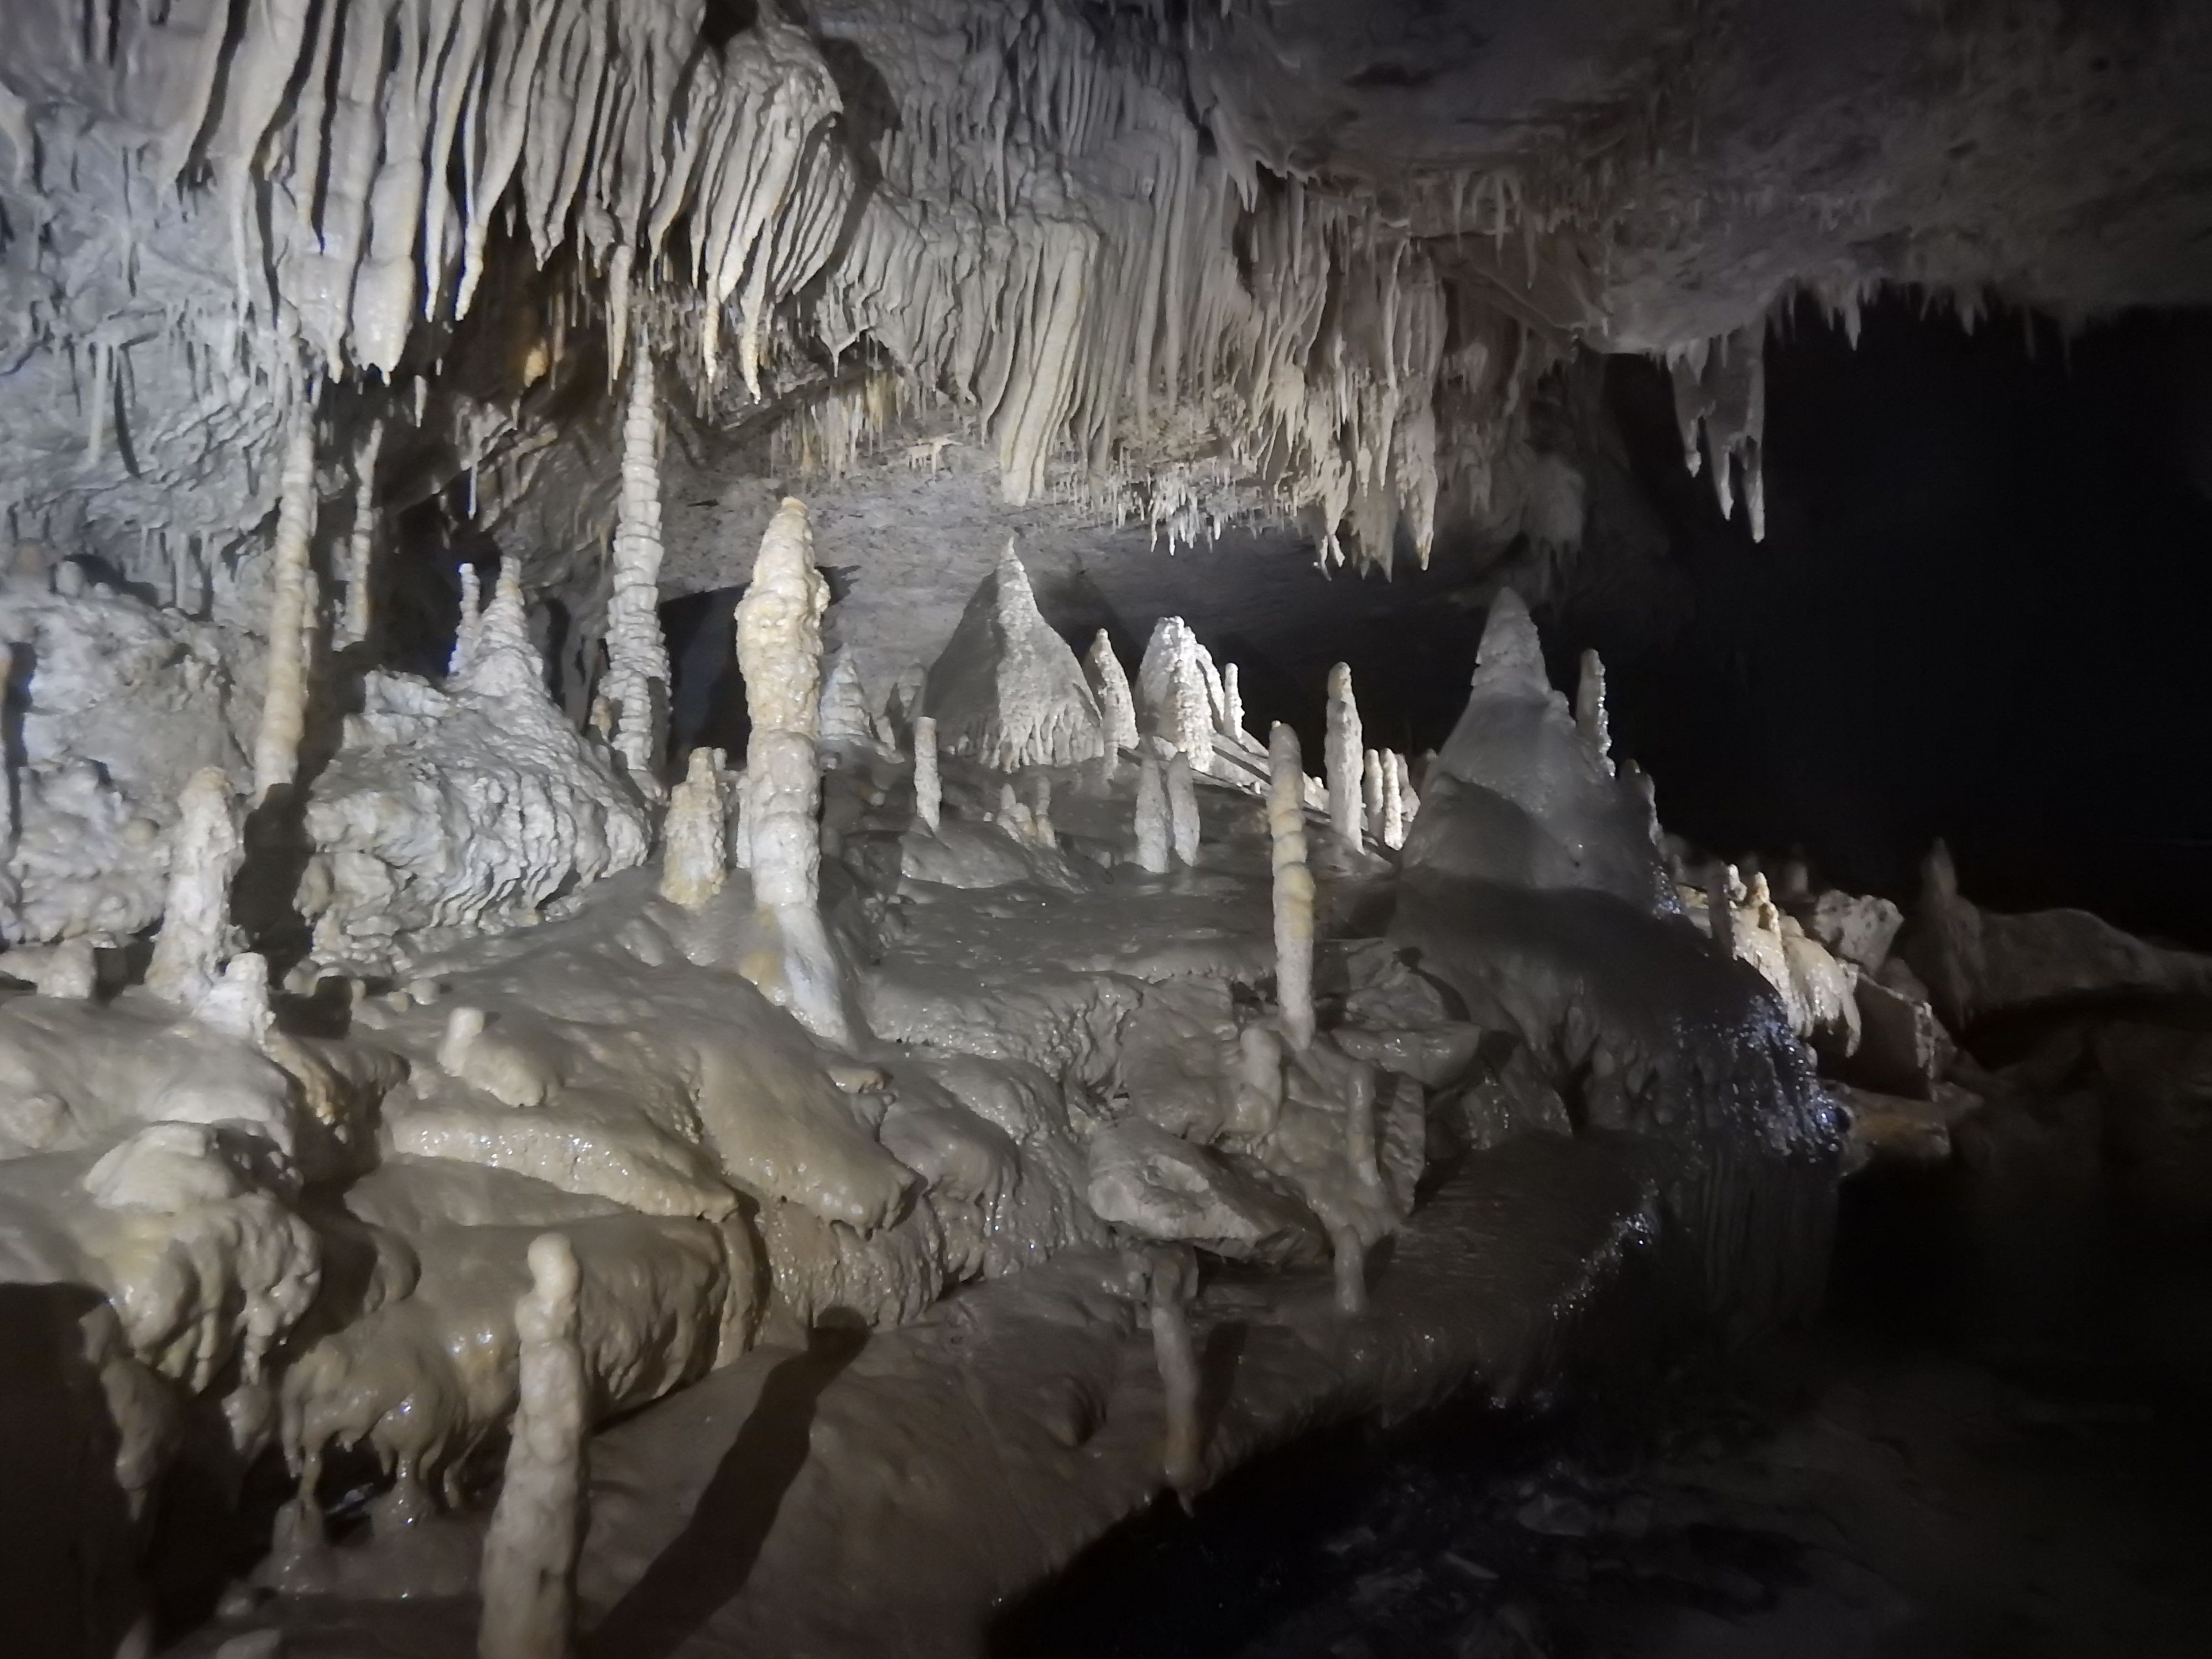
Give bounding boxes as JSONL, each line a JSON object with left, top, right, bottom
{"left": 993, "top": 1168, "right": 2212, "bottom": 1659}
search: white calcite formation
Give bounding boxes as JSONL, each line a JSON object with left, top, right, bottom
{"left": 1166, "top": 753, "right": 1201, "bottom": 867}
{"left": 734, "top": 499, "right": 848, "bottom": 1047}
{"left": 603, "top": 356, "right": 672, "bottom": 794}
{"left": 1380, "top": 750, "right": 1406, "bottom": 851}
{"left": 302, "top": 566, "right": 649, "bottom": 967}
{"left": 1085, "top": 630, "right": 1140, "bottom": 754}
{"left": 336, "top": 419, "right": 384, "bottom": 651}
{"left": 818, "top": 650, "right": 878, "bottom": 750}
{"left": 659, "top": 748, "right": 728, "bottom": 909}
{"left": 1134, "top": 750, "right": 1172, "bottom": 875}
{"left": 1269, "top": 724, "right": 1317, "bottom": 1050}
{"left": 1136, "top": 617, "right": 1218, "bottom": 774}
{"left": 144, "top": 768, "right": 243, "bottom": 1008}
{"left": 912, "top": 716, "right": 942, "bottom": 833}
{"left": 1575, "top": 648, "right": 1613, "bottom": 774}
{"left": 252, "top": 415, "right": 319, "bottom": 804}
{"left": 924, "top": 545, "right": 1105, "bottom": 770}
{"left": 1326, "top": 664, "right": 1365, "bottom": 849}
{"left": 478, "top": 1233, "right": 587, "bottom": 1659}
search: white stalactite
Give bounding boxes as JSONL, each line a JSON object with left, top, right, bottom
{"left": 145, "top": 767, "right": 242, "bottom": 1008}
{"left": 660, "top": 748, "right": 728, "bottom": 909}
{"left": 1166, "top": 752, "right": 1199, "bottom": 866}
{"left": 1325, "top": 664, "right": 1364, "bottom": 849}
{"left": 604, "top": 354, "right": 670, "bottom": 795}
{"left": 336, "top": 418, "right": 384, "bottom": 650}
{"left": 734, "top": 498, "right": 848, "bottom": 1047}
{"left": 1085, "top": 630, "right": 1139, "bottom": 753}
{"left": 1134, "top": 749, "right": 1171, "bottom": 875}
{"left": 1268, "top": 724, "right": 1316, "bottom": 1050}
{"left": 252, "top": 414, "right": 319, "bottom": 804}
{"left": 478, "top": 1234, "right": 586, "bottom": 1659}
{"left": 912, "top": 716, "right": 941, "bottom": 833}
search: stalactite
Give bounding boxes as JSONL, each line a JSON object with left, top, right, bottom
{"left": 1085, "top": 630, "right": 1139, "bottom": 752}
{"left": 604, "top": 353, "right": 670, "bottom": 796}
{"left": 335, "top": 419, "right": 384, "bottom": 651}
{"left": 478, "top": 1234, "right": 586, "bottom": 1659}
{"left": 660, "top": 748, "right": 727, "bottom": 908}
{"left": 145, "top": 768, "right": 241, "bottom": 1008}
{"left": 734, "top": 498, "right": 848, "bottom": 1047}
{"left": 1325, "top": 664, "right": 1364, "bottom": 849}
{"left": 1134, "top": 749, "right": 1171, "bottom": 875}
{"left": 1268, "top": 724, "right": 1316, "bottom": 1050}
{"left": 1166, "top": 752, "right": 1199, "bottom": 865}
{"left": 252, "top": 414, "right": 318, "bottom": 804}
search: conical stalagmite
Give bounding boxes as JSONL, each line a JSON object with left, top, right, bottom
{"left": 1086, "top": 630, "right": 1139, "bottom": 753}
{"left": 1138, "top": 617, "right": 1215, "bottom": 773}
{"left": 925, "top": 542, "right": 1105, "bottom": 769}
{"left": 660, "top": 748, "right": 728, "bottom": 907}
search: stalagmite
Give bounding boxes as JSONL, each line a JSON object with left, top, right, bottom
{"left": 604, "top": 355, "right": 671, "bottom": 795}
{"left": 660, "top": 748, "right": 728, "bottom": 908}
{"left": 1344, "top": 1062, "right": 1381, "bottom": 1192}
{"left": 450, "top": 564, "right": 484, "bottom": 677}
{"left": 1269, "top": 724, "right": 1317, "bottom": 1050}
{"left": 926, "top": 545, "right": 1106, "bottom": 769}
{"left": 1380, "top": 752, "right": 1406, "bottom": 851}
{"left": 1166, "top": 753, "right": 1200, "bottom": 865}
{"left": 1143, "top": 1245, "right": 1203, "bottom": 1496}
{"left": 912, "top": 716, "right": 941, "bottom": 832}
{"left": 1394, "top": 752, "right": 1421, "bottom": 822}
{"left": 0, "top": 642, "right": 14, "bottom": 857}
{"left": 145, "top": 768, "right": 242, "bottom": 1008}
{"left": 1030, "top": 774, "right": 1056, "bottom": 847}
{"left": 1137, "top": 618, "right": 1216, "bottom": 773}
{"left": 819, "top": 651, "right": 875, "bottom": 749}
{"left": 734, "top": 498, "right": 848, "bottom": 1047}
{"left": 336, "top": 419, "right": 384, "bottom": 650}
{"left": 1085, "top": 630, "right": 1139, "bottom": 753}
{"left": 1575, "top": 648, "right": 1613, "bottom": 774}
{"left": 1708, "top": 862, "right": 1743, "bottom": 962}
{"left": 1134, "top": 750, "right": 1172, "bottom": 874}
{"left": 477, "top": 1234, "right": 586, "bottom": 1659}
{"left": 252, "top": 414, "right": 319, "bottom": 803}
{"left": 1331, "top": 1222, "right": 1369, "bottom": 1317}
{"left": 1362, "top": 749, "right": 1386, "bottom": 843}
{"left": 197, "top": 952, "right": 274, "bottom": 1047}
{"left": 1221, "top": 663, "right": 1246, "bottom": 741}
{"left": 1326, "top": 664, "right": 1364, "bottom": 848}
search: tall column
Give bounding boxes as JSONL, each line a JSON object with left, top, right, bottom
{"left": 604, "top": 354, "right": 670, "bottom": 795}
{"left": 1268, "top": 724, "right": 1316, "bottom": 1050}
{"left": 1324, "top": 663, "right": 1363, "bottom": 849}
{"left": 253, "top": 414, "right": 319, "bottom": 802}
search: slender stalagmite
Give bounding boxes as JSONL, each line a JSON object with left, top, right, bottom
{"left": 146, "top": 768, "right": 242, "bottom": 1007}
{"left": 1166, "top": 752, "right": 1199, "bottom": 865}
{"left": 0, "top": 642, "right": 14, "bottom": 854}
{"left": 659, "top": 747, "right": 727, "bottom": 907}
{"left": 1362, "top": 749, "right": 1386, "bottom": 842}
{"left": 1391, "top": 750, "right": 1418, "bottom": 831}
{"left": 1085, "top": 630, "right": 1139, "bottom": 752}
{"left": 252, "top": 413, "right": 319, "bottom": 802}
{"left": 1575, "top": 648, "right": 1613, "bottom": 774}
{"left": 1380, "top": 750, "right": 1405, "bottom": 849}
{"left": 1144, "top": 1245, "right": 1203, "bottom": 1497}
{"left": 450, "top": 563, "right": 483, "bottom": 677}
{"left": 478, "top": 1234, "right": 586, "bottom": 1659}
{"left": 604, "top": 353, "right": 671, "bottom": 794}
{"left": 1268, "top": 724, "right": 1316, "bottom": 1050}
{"left": 1325, "top": 662, "right": 1363, "bottom": 848}
{"left": 1134, "top": 749, "right": 1171, "bottom": 874}
{"left": 912, "top": 716, "right": 941, "bottom": 832}
{"left": 1030, "top": 774, "right": 1056, "bottom": 846}
{"left": 734, "top": 499, "right": 847, "bottom": 1045}
{"left": 336, "top": 418, "right": 384, "bottom": 649}
{"left": 1331, "top": 1222, "right": 1369, "bottom": 1316}
{"left": 1221, "top": 662, "right": 1245, "bottom": 741}
{"left": 1707, "top": 862, "right": 1741, "bottom": 961}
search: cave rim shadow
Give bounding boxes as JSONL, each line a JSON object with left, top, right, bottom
{"left": 581, "top": 1318, "right": 868, "bottom": 1659}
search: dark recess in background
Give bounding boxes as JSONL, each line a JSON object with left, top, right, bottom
{"left": 1582, "top": 297, "right": 2212, "bottom": 946}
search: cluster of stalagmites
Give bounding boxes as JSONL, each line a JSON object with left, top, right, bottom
{"left": 0, "top": 365, "right": 1479, "bottom": 1658}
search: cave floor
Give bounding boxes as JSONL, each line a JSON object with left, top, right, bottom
{"left": 991, "top": 1175, "right": 2212, "bottom": 1659}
